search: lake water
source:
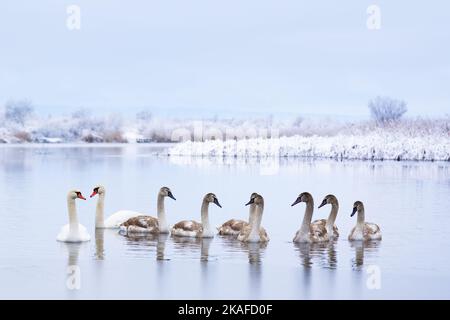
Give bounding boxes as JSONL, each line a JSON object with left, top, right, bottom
{"left": 0, "top": 144, "right": 449, "bottom": 299}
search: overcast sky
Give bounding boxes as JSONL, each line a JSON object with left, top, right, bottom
{"left": 0, "top": 0, "right": 449, "bottom": 118}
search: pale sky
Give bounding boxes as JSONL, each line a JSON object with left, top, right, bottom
{"left": 0, "top": 0, "right": 449, "bottom": 118}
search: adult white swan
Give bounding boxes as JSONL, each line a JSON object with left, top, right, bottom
{"left": 237, "top": 194, "right": 269, "bottom": 243}
{"left": 90, "top": 185, "right": 175, "bottom": 231}
{"left": 119, "top": 187, "right": 176, "bottom": 234}
{"left": 171, "top": 193, "right": 221, "bottom": 238}
{"left": 314, "top": 194, "right": 339, "bottom": 239}
{"left": 56, "top": 190, "right": 91, "bottom": 243}
{"left": 291, "top": 192, "right": 329, "bottom": 243}
{"left": 348, "top": 201, "right": 382, "bottom": 241}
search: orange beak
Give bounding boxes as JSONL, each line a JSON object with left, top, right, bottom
{"left": 77, "top": 193, "right": 86, "bottom": 200}
{"left": 90, "top": 190, "right": 98, "bottom": 198}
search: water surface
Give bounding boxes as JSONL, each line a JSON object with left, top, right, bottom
{"left": 0, "top": 144, "right": 449, "bottom": 299}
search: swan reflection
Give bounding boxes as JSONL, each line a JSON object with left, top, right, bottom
{"left": 122, "top": 232, "right": 169, "bottom": 260}
{"left": 171, "top": 236, "right": 215, "bottom": 261}
{"left": 294, "top": 240, "right": 337, "bottom": 269}
{"left": 350, "top": 240, "right": 381, "bottom": 271}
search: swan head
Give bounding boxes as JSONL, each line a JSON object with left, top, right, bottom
{"left": 204, "top": 193, "right": 222, "bottom": 208}
{"left": 245, "top": 194, "right": 264, "bottom": 207}
{"left": 68, "top": 190, "right": 86, "bottom": 201}
{"left": 160, "top": 186, "right": 176, "bottom": 200}
{"left": 318, "top": 194, "right": 338, "bottom": 208}
{"left": 351, "top": 201, "right": 364, "bottom": 217}
{"left": 291, "top": 192, "right": 313, "bottom": 207}
{"left": 90, "top": 185, "right": 105, "bottom": 198}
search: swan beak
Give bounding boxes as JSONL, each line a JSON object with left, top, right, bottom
{"left": 318, "top": 200, "right": 327, "bottom": 209}
{"left": 351, "top": 207, "right": 357, "bottom": 217}
{"left": 78, "top": 194, "right": 87, "bottom": 200}
{"left": 291, "top": 197, "right": 301, "bottom": 207}
{"left": 168, "top": 192, "right": 176, "bottom": 201}
{"left": 245, "top": 198, "right": 255, "bottom": 206}
{"left": 90, "top": 191, "right": 98, "bottom": 198}
{"left": 213, "top": 198, "right": 222, "bottom": 208}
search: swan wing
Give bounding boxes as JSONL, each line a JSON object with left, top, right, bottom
{"left": 104, "top": 210, "right": 142, "bottom": 228}
{"left": 218, "top": 219, "right": 247, "bottom": 235}
{"left": 365, "top": 222, "right": 382, "bottom": 240}
{"left": 171, "top": 220, "right": 202, "bottom": 237}
{"left": 120, "top": 215, "right": 159, "bottom": 234}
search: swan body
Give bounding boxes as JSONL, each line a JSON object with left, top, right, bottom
{"left": 218, "top": 219, "right": 247, "bottom": 236}
{"left": 237, "top": 194, "right": 269, "bottom": 243}
{"left": 218, "top": 193, "right": 268, "bottom": 237}
{"left": 57, "top": 190, "right": 91, "bottom": 243}
{"left": 90, "top": 185, "right": 142, "bottom": 229}
{"left": 119, "top": 186, "right": 176, "bottom": 234}
{"left": 313, "top": 194, "right": 339, "bottom": 238}
{"left": 171, "top": 193, "right": 221, "bottom": 238}
{"left": 348, "top": 201, "right": 382, "bottom": 241}
{"left": 291, "top": 192, "right": 329, "bottom": 243}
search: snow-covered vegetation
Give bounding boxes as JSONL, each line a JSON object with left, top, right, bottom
{"left": 1, "top": 99, "right": 449, "bottom": 161}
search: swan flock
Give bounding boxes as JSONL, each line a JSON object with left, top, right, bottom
{"left": 57, "top": 185, "right": 382, "bottom": 244}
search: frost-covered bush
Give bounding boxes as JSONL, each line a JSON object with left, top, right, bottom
{"left": 4, "top": 100, "right": 34, "bottom": 127}
{"left": 368, "top": 96, "right": 407, "bottom": 124}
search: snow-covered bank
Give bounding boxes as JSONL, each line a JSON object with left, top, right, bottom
{"left": 169, "top": 133, "right": 450, "bottom": 161}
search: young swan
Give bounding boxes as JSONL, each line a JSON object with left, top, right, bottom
{"left": 119, "top": 187, "right": 176, "bottom": 234}
{"left": 291, "top": 192, "right": 329, "bottom": 243}
{"left": 314, "top": 194, "right": 339, "bottom": 239}
{"left": 57, "top": 190, "right": 91, "bottom": 243}
{"left": 237, "top": 194, "right": 269, "bottom": 243}
{"left": 171, "top": 193, "right": 222, "bottom": 238}
{"left": 348, "top": 201, "right": 382, "bottom": 241}
{"left": 218, "top": 193, "right": 268, "bottom": 237}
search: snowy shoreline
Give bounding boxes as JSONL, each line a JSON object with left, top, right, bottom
{"left": 169, "top": 134, "right": 450, "bottom": 162}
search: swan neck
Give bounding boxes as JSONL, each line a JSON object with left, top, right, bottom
{"left": 95, "top": 194, "right": 105, "bottom": 228}
{"left": 300, "top": 202, "right": 314, "bottom": 234}
{"left": 249, "top": 204, "right": 263, "bottom": 237}
{"left": 201, "top": 200, "right": 211, "bottom": 233}
{"left": 357, "top": 208, "right": 365, "bottom": 226}
{"left": 326, "top": 203, "right": 339, "bottom": 230}
{"left": 67, "top": 198, "right": 79, "bottom": 232}
{"left": 248, "top": 203, "right": 256, "bottom": 225}
{"left": 157, "top": 194, "right": 168, "bottom": 231}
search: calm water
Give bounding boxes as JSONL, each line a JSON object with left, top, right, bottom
{"left": 0, "top": 144, "right": 449, "bottom": 299}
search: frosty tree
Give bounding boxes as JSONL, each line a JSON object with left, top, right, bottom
{"left": 4, "top": 100, "right": 34, "bottom": 126}
{"left": 368, "top": 96, "right": 407, "bottom": 124}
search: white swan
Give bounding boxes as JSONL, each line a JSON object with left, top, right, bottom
{"left": 291, "top": 192, "right": 329, "bottom": 243}
{"left": 56, "top": 190, "right": 91, "bottom": 243}
{"left": 314, "top": 194, "right": 339, "bottom": 239}
{"left": 90, "top": 185, "right": 142, "bottom": 229}
{"left": 171, "top": 193, "right": 221, "bottom": 238}
{"left": 348, "top": 201, "right": 382, "bottom": 241}
{"left": 237, "top": 194, "right": 269, "bottom": 243}
{"left": 119, "top": 187, "right": 176, "bottom": 234}
{"left": 218, "top": 192, "right": 265, "bottom": 236}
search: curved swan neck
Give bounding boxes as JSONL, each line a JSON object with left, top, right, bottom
{"left": 95, "top": 193, "right": 105, "bottom": 228}
{"left": 326, "top": 202, "right": 339, "bottom": 230}
{"left": 157, "top": 193, "right": 168, "bottom": 231}
{"left": 300, "top": 202, "right": 314, "bottom": 233}
{"left": 67, "top": 197, "right": 79, "bottom": 232}
{"left": 357, "top": 207, "right": 365, "bottom": 226}
{"left": 201, "top": 200, "right": 211, "bottom": 232}
{"left": 248, "top": 203, "right": 256, "bottom": 225}
{"left": 249, "top": 204, "right": 263, "bottom": 237}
